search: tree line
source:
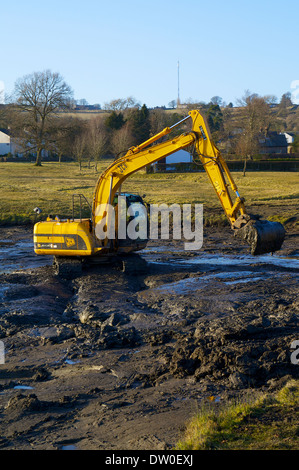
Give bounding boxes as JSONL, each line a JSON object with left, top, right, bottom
{"left": 0, "top": 70, "right": 298, "bottom": 168}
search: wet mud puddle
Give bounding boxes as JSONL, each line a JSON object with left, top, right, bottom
{"left": 0, "top": 229, "right": 298, "bottom": 323}
{"left": 0, "top": 237, "right": 51, "bottom": 274}
{"left": 0, "top": 233, "right": 298, "bottom": 290}
{"left": 141, "top": 244, "right": 299, "bottom": 295}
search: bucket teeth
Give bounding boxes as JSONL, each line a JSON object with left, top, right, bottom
{"left": 234, "top": 216, "right": 285, "bottom": 256}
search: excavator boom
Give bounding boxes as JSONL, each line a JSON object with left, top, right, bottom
{"left": 91, "top": 109, "right": 284, "bottom": 256}
{"left": 34, "top": 109, "right": 285, "bottom": 259}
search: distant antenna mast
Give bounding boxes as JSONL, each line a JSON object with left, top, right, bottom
{"left": 177, "top": 61, "right": 181, "bottom": 107}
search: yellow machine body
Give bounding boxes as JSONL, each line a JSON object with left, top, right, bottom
{"left": 33, "top": 109, "right": 285, "bottom": 259}
{"left": 34, "top": 218, "right": 94, "bottom": 256}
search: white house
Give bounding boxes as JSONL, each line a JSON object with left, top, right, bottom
{"left": 283, "top": 132, "right": 294, "bottom": 144}
{"left": 164, "top": 149, "right": 192, "bottom": 165}
{"left": 0, "top": 130, "right": 48, "bottom": 158}
{"left": 153, "top": 149, "right": 193, "bottom": 172}
{"left": 282, "top": 132, "right": 295, "bottom": 153}
{"left": 0, "top": 129, "right": 11, "bottom": 155}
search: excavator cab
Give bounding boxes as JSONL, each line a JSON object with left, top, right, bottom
{"left": 112, "top": 192, "right": 149, "bottom": 253}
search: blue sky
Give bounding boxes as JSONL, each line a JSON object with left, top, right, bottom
{"left": 1, "top": 0, "right": 299, "bottom": 107}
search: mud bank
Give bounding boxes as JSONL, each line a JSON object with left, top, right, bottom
{"left": 0, "top": 224, "right": 298, "bottom": 450}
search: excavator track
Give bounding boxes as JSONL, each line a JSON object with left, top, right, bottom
{"left": 119, "top": 254, "right": 148, "bottom": 274}
{"left": 53, "top": 256, "right": 83, "bottom": 279}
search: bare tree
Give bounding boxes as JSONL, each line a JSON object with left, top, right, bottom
{"left": 168, "top": 100, "right": 176, "bottom": 109}
{"left": 111, "top": 122, "right": 134, "bottom": 157}
{"left": 235, "top": 132, "right": 259, "bottom": 176}
{"left": 236, "top": 91, "right": 277, "bottom": 175}
{"left": 72, "top": 133, "right": 87, "bottom": 171}
{"left": 52, "top": 116, "right": 85, "bottom": 164}
{"left": 103, "top": 96, "right": 141, "bottom": 111}
{"left": 86, "top": 116, "right": 108, "bottom": 172}
{"left": 12, "top": 70, "right": 73, "bottom": 165}
{"left": 149, "top": 108, "right": 168, "bottom": 136}
{"left": 210, "top": 96, "right": 223, "bottom": 106}
{"left": 237, "top": 90, "right": 275, "bottom": 135}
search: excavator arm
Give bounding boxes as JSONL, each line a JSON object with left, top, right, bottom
{"left": 93, "top": 111, "right": 244, "bottom": 226}
{"left": 34, "top": 109, "right": 285, "bottom": 259}
{"left": 92, "top": 109, "right": 285, "bottom": 255}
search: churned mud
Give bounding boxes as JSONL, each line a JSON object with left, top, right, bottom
{"left": 0, "top": 218, "right": 298, "bottom": 450}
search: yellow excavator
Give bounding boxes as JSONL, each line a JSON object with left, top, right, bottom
{"left": 33, "top": 109, "right": 285, "bottom": 274}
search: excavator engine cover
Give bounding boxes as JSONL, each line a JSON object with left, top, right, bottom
{"left": 235, "top": 217, "right": 285, "bottom": 256}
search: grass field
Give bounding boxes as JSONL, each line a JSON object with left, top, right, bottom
{"left": 176, "top": 380, "right": 299, "bottom": 450}
{"left": 0, "top": 161, "right": 298, "bottom": 226}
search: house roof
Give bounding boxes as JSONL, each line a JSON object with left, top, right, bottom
{"left": 284, "top": 132, "right": 295, "bottom": 136}
{"left": 259, "top": 132, "right": 288, "bottom": 148}
{"left": 0, "top": 128, "right": 10, "bottom": 136}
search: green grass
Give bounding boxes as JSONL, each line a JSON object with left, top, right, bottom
{"left": 0, "top": 162, "right": 101, "bottom": 225}
{"left": 0, "top": 161, "right": 298, "bottom": 226}
{"left": 176, "top": 380, "right": 299, "bottom": 450}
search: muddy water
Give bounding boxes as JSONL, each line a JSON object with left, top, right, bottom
{"left": 1, "top": 231, "right": 298, "bottom": 293}
{"left": 0, "top": 235, "right": 51, "bottom": 273}
{"left": 0, "top": 226, "right": 298, "bottom": 450}
{"left": 1, "top": 235, "right": 298, "bottom": 271}
{"left": 140, "top": 242, "right": 299, "bottom": 294}
{"left": 136, "top": 237, "right": 299, "bottom": 329}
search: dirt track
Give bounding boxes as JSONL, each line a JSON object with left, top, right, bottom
{"left": 0, "top": 220, "right": 298, "bottom": 450}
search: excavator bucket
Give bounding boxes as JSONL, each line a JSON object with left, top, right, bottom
{"left": 234, "top": 216, "right": 285, "bottom": 256}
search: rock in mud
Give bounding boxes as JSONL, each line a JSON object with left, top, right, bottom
{"left": 5, "top": 394, "right": 42, "bottom": 414}
{"left": 98, "top": 325, "right": 140, "bottom": 349}
{"left": 28, "top": 326, "right": 74, "bottom": 344}
{"left": 78, "top": 303, "right": 107, "bottom": 324}
{"left": 229, "top": 372, "right": 249, "bottom": 389}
